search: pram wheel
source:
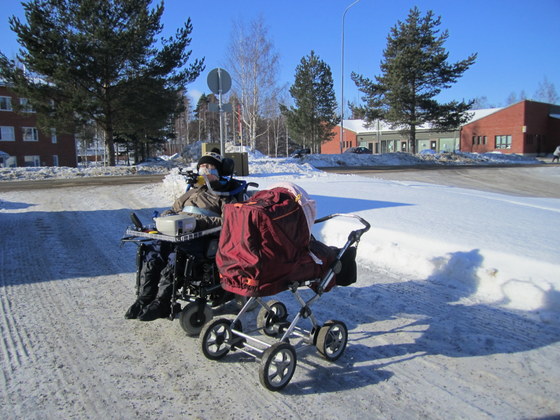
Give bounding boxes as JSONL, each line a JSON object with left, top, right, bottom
{"left": 259, "top": 342, "right": 297, "bottom": 391}
{"left": 256, "top": 300, "right": 288, "bottom": 337}
{"left": 200, "top": 317, "right": 235, "bottom": 360}
{"left": 316, "top": 320, "right": 348, "bottom": 361}
{"left": 179, "top": 302, "right": 213, "bottom": 336}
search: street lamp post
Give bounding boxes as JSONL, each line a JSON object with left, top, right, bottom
{"left": 340, "top": 0, "right": 361, "bottom": 154}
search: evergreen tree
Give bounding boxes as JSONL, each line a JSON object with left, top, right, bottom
{"left": 351, "top": 7, "right": 476, "bottom": 154}
{"left": 0, "top": 0, "right": 204, "bottom": 165}
{"left": 281, "top": 51, "right": 339, "bottom": 153}
{"left": 192, "top": 93, "right": 220, "bottom": 142}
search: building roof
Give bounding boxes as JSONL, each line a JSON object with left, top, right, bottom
{"left": 465, "top": 107, "right": 503, "bottom": 123}
{"left": 340, "top": 107, "right": 504, "bottom": 135}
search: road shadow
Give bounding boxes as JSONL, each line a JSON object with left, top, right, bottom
{"left": 0, "top": 199, "right": 36, "bottom": 210}
{"left": 276, "top": 249, "right": 560, "bottom": 394}
{"left": 313, "top": 194, "right": 412, "bottom": 213}
{"left": 0, "top": 204, "right": 168, "bottom": 285}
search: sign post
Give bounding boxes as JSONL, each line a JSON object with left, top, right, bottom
{"left": 207, "top": 68, "right": 232, "bottom": 154}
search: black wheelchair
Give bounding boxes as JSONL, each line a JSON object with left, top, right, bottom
{"left": 122, "top": 157, "right": 258, "bottom": 335}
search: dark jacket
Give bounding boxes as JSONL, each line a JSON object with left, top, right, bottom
{"left": 170, "top": 179, "right": 240, "bottom": 231}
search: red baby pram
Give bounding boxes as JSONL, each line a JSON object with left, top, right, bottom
{"left": 199, "top": 183, "right": 370, "bottom": 391}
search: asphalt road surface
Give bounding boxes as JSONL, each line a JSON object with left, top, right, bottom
{"left": 325, "top": 165, "right": 560, "bottom": 198}
{"left": 1, "top": 165, "right": 559, "bottom": 198}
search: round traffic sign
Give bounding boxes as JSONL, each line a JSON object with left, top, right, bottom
{"left": 207, "top": 68, "right": 232, "bottom": 95}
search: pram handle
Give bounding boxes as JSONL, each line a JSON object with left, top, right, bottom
{"left": 314, "top": 213, "right": 371, "bottom": 243}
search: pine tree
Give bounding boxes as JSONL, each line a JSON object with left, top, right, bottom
{"left": 351, "top": 7, "right": 476, "bottom": 154}
{"left": 0, "top": 0, "right": 204, "bottom": 165}
{"left": 281, "top": 51, "right": 339, "bottom": 153}
{"left": 192, "top": 94, "right": 220, "bottom": 142}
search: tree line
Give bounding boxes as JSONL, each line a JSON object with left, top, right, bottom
{"left": 1, "top": 1, "right": 556, "bottom": 165}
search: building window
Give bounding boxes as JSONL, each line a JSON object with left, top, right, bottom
{"left": 19, "top": 98, "right": 35, "bottom": 113}
{"left": 22, "top": 127, "right": 39, "bottom": 142}
{"left": 0, "top": 126, "right": 15, "bottom": 141}
{"left": 24, "top": 155, "right": 40, "bottom": 167}
{"left": 51, "top": 128, "right": 57, "bottom": 144}
{"left": 0, "top": 96, "right": 13, "bottom": 111}
{"left": 53, "top": 155, "right": 59, "bottom": 166}
{"left": 483, "top": 136, "right": 487, "bottom": 145}
{"left": 473, "top": 135, "right": 487, "bottom": 146}
{"left": 1, "top": 156, "right": 16, "bottom": 167}
{"left": 495, "top": 135, "right": 512, "bottom": 149}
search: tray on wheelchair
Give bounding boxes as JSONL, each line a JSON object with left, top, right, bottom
{"left": 123, "top": 226, "right": 222, "bottom": 243}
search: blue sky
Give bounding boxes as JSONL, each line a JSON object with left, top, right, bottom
{"left": 1, "top": 0, "right": 559, "bottom": 111}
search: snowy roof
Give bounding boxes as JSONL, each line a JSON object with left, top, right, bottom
{"left": 340, "top": 120, "right": 379, "bottom": 133}
{"left": 464, "top": 107, "right": 503, "bottom": 123}
{"left": 340, "top": 107, "right": 504, "bottom": 134}
{"left": 340, "top": 118, "right": 450, "bottom": 134}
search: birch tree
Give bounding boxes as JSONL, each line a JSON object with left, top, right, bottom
{"left": 226, "top": 16, "right": 281, "bottom": 150}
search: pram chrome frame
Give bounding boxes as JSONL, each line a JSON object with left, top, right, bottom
{"left": 199, "top": 213, "right": 370, "bottom": 391}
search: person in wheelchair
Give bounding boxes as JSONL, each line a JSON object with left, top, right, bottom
{"left": 125, "top": 149, "right": 242, "bottom": 321}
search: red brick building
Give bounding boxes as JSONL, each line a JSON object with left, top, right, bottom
{"left": 322, "top": 119, "right": 460, "bottom": 154}
{"left": 0, "top": 83, "right": 77, "bottom": 167}
{"left": 322, "top": 100, "right": 560, "bottom": 156}
{"left": 322, "top": 122, "right": 360, "bottom": 154}
{"left": 461, "top": 100, "right": 560, "bottom": 156}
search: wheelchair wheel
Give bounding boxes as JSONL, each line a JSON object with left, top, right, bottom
{"left": 256, "top": 300, "right": 288, "bottom": 337}
{"left": 259, "top": 342, "right": 297, "bottom": 391}
{"left": 316, "top": 320, "right": 348, "bottom": 362}
{"left": 179, "top": 302, "right": 213, "bottom": 336}
{"left": 200, "top": 317, "right": 233, "bottom": 360}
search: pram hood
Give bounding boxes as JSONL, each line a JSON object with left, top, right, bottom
{"left": 267, "top": 182, "right": 317, "bottom": 236}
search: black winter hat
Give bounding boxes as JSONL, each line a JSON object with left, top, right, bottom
{"left": 197, "top": 148, "right": 223, "bottom": 173}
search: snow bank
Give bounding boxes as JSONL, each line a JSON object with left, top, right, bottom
{"left": 0, "top": 150, "right": 540, "bottom": 181}
{"left": 2, "top": 149, "right": 558, "bottom": 320}
{"left": 155, "top": 154, "right": 559, "bottom": 321}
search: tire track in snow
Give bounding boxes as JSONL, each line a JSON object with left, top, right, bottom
{"left": 0, "top": 188, "right": 137, "bottom": 418}
{"left": 0, "top": 211, "right": 44, "bottom": 418}
{"left": 2, "top": 182, "right": 559, "bottom": 419}
{"left": 28, "top": 192, "right": 137, "bottom": 418}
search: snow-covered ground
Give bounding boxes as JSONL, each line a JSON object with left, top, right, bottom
{"left": 1, "top": 151, "right": 559, "bottom": 419}
{"left": 0, "top": 149, "right": 546, "bottom": 181}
